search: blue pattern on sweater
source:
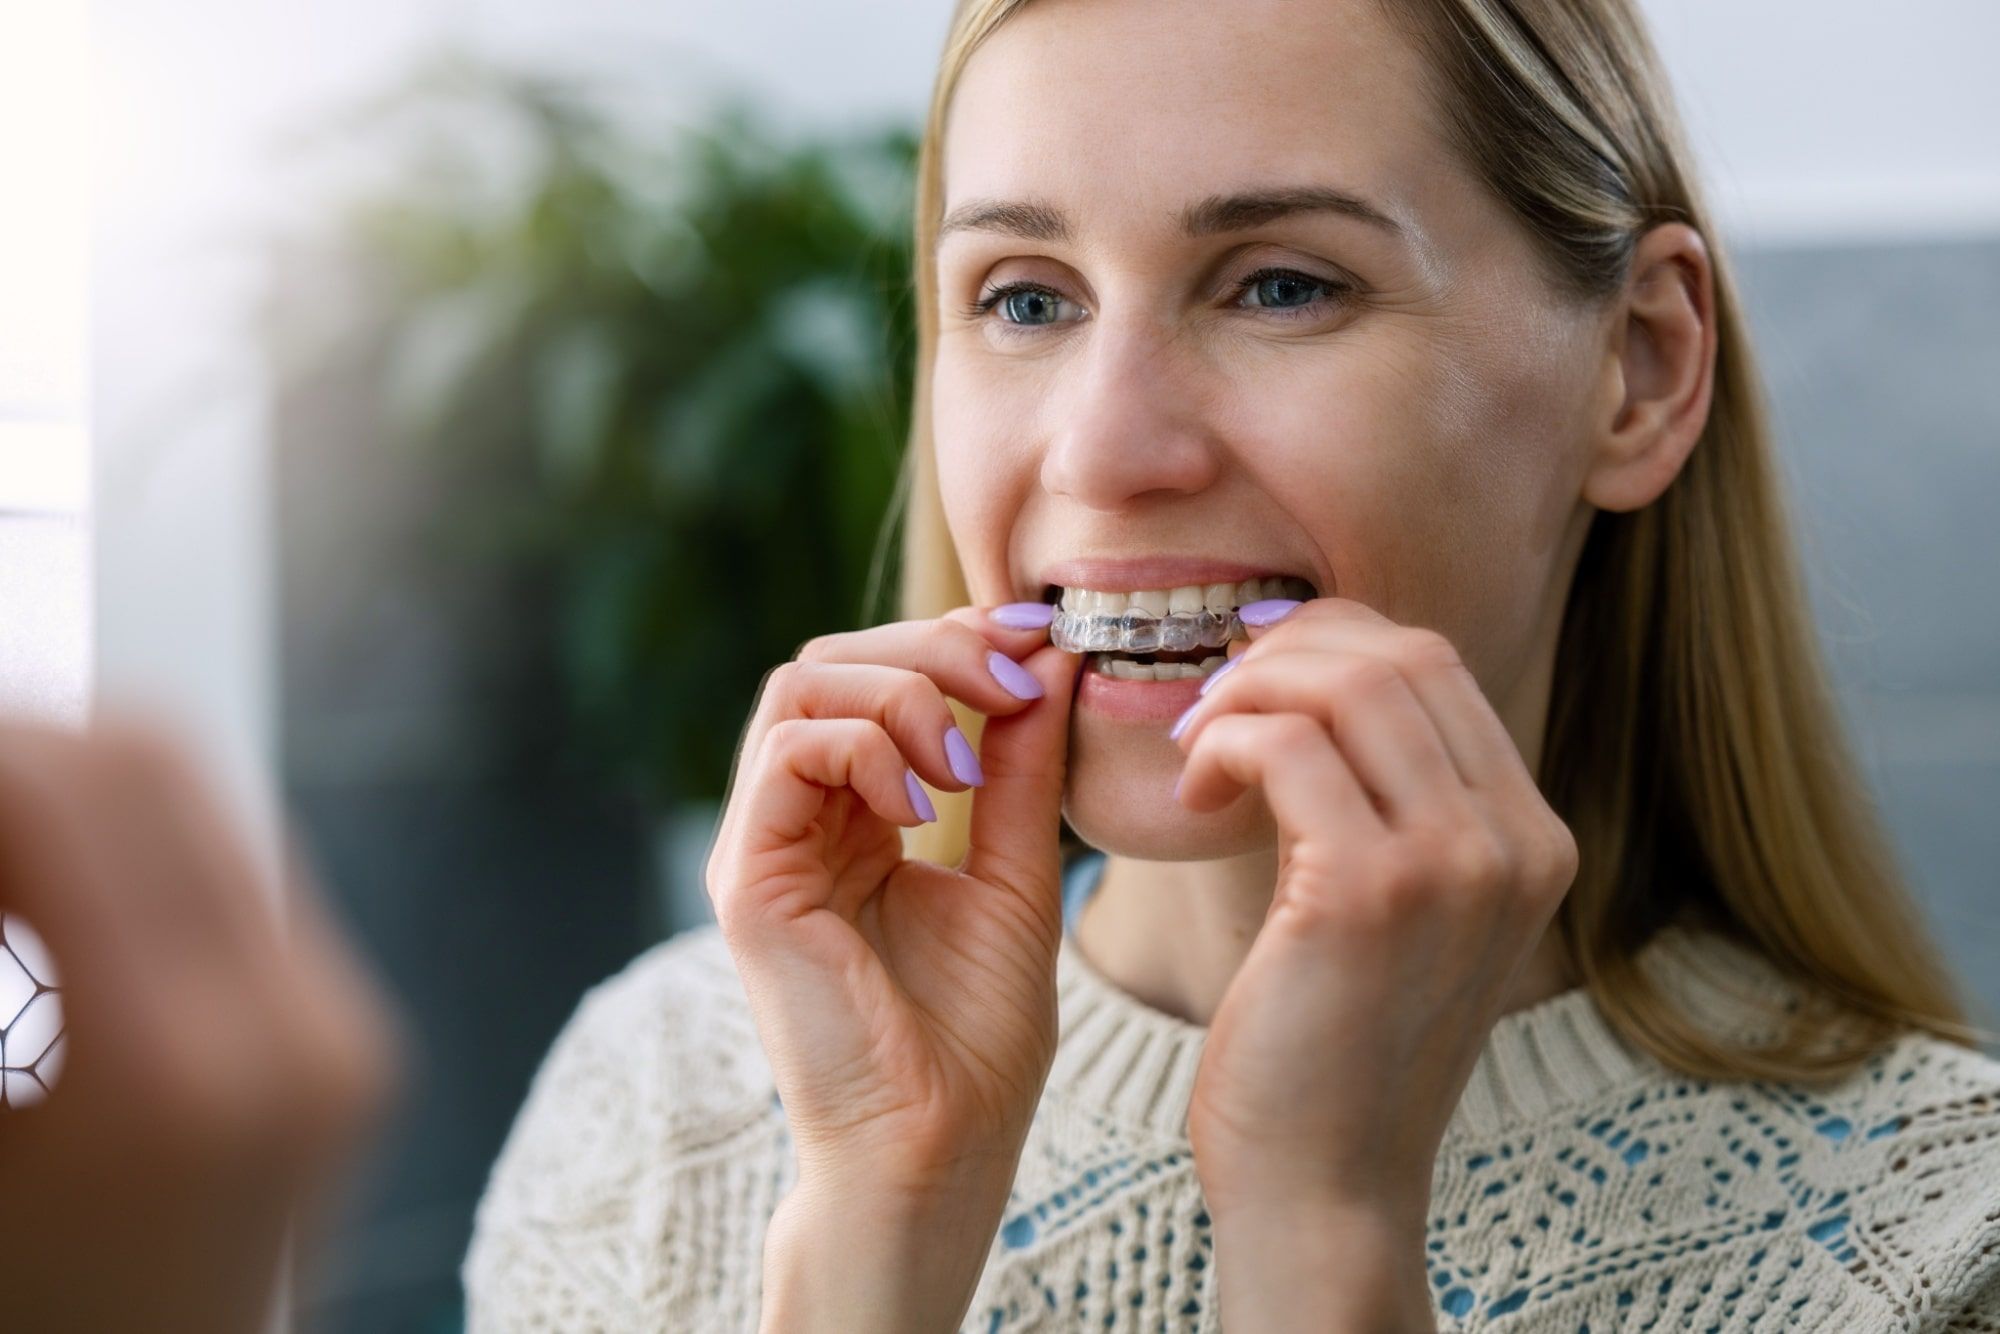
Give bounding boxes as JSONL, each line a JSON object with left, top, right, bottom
{"left": 1061, "top": 850, "right": 1108, "bottom": 937}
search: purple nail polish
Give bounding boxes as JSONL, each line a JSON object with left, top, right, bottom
{"left": 1197, "top": 654, "right": 1242, "bottom": 696}
{"left": 904, "top": 768, "right": 936, "bottom": 823}
{"left": 989, "top": 601, "right": 1056, "bottom": 630}
{"left": 1168, "top": 700, "right": 1200, "bottom": 741}
{"left": 1239, "top": 598, "right": 1302, "bottom": 627}
{"left": 943, "top": 725, "right": 984, "bottom": 787}
{"left": 986, "top": 649, "right": 1045, "bottom": 700}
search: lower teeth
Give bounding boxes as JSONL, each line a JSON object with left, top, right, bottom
{"left": 1090, "top": 653, "right": 1228, "bottom": 681}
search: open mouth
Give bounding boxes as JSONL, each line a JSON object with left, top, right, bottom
{"left": 1043, "top": 574, "right": 1316, "bottom": 680}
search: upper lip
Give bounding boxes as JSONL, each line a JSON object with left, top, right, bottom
{"left": 1033, "top": 556, "right": 1323, "bottom": 599}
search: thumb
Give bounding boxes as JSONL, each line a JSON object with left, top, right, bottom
{"left": 1239, "top": 597, "right": 1303, "bottom": 644}
{"left": 959, "top": 642, "right": 1081, "bottom": 919}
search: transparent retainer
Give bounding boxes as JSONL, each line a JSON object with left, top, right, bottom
{"left": 1050, "top": 608, "right": 1245, "bottom": 655}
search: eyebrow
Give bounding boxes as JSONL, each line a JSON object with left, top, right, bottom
{"left": 935, "top": 184, "right": 1407, "bottom": 251}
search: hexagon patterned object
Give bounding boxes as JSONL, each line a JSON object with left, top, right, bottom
{"left": 1, "top": 913, "right": 64, "bottom": 1109}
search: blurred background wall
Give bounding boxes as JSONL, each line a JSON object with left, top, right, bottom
{"left": 5, "top": 0, "right": 1994, "bottom": 1330}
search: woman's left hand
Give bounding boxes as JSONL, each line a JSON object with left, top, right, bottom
{"left": 1171, "top": 596, "right": 1579, "bottom": 1326}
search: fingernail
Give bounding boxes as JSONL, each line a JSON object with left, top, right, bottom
{"left": 1239, "top": 598, "right": 1302, "bottom": 627}
{"left": 1197, "top": 654, "right": 1242, "bottom": 696}
{"left": 904, "top": 768, "right": 936, "bottom": 823}
{"left": 1168, "top": 700, "right": 1200, "bottom": 741}
{"left": 943, "top": 725, "right": 984, "bottom": 787}
{"left": 989, "top": 601, "right": 1055, "bottom": 630}
{"left": 987, "top": 649, "right": 1045, "bottom": 699}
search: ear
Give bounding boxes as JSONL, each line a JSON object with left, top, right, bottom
{"left": 1580, "top": 222, "right": 1718, "bottom": 513}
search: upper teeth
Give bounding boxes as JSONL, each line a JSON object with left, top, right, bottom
{"left": 1058, "top": 576, "right": 1312, "bottom": 615}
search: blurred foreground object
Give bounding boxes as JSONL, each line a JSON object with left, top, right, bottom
{"left": 0, "top": 712, "right": 405, "bottom": 1333}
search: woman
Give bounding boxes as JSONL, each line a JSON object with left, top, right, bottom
{"left": 464, "top": 0, "right": 2000, "bottom": 1328}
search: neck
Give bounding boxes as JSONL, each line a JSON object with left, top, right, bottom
{"left": 1072, "top": 849, "right": 1271, "bottom": 1024}
{"left": 1072, "top": 851, "right": 1578, "bottom": 1027}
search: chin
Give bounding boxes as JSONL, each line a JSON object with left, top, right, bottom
{"left": 1061, "top": 712, "right": 1277, "bottom": 860}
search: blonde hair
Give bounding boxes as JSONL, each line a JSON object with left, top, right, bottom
{"left": 882, "top": 0, "right": 1988, "bottom": 1081}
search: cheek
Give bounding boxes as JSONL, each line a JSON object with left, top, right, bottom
{"left": 1242, "top": 319, "right": 1584, "bottom": 655}
{"left": 931, "top": 350, "right": 1036, "bottom": 595}
{"left": 1397, "top": 325, "right": 1588, "bottom": 665}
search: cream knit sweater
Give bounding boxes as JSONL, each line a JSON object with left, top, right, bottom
{"left": 463, "top": 855, "right": 2000, "bottom": 1331}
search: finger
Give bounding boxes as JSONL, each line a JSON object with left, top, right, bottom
{"left": 737, "top": 614, "right": 1052, "bottom": 784}
{"left": 960, "top": 641, "right": 1081, "bottom": 929}
{"left": 1244, "top": 592, "right": 1401, "bottom": 649}
{"left": 1177, "top": 651, "right": 1468, "bottom": 812}
{"left": 1175, "top": 712, "right": 1384, "bottom": 847}
{"left": 745, "top": 662, "right": 994, "bottom": 797}
{"left": 733, "top": 715, "right": 935, "bottom": 861}
{"left": 1230, "top": 600, "right": 1529, "bottom": 791}
{"left": 0, "top": 722, "right": 165, "bottom": 1007}
{"left": 952, "top": 601, "right": 1058, "bottom": 641}
{"left": 711, "top": 717, "right": 937, "bottom": 937}
{"left": 825, "top": 610, "right": 1053, "bottom": 697}
{"left": 1238, "top": 595, "right": 1307, "bottom": 641}
{"left": 76, "top": 711, "right": 286, "bottom": 960}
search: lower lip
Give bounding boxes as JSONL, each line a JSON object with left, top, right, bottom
{"left": 1076, "top": 661, "right": 1209, "bottom": 721}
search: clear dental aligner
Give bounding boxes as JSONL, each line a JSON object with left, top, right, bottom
{"left": 1049, "top": 576, "right": 1314, "bottom": 656}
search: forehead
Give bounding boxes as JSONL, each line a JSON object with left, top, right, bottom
{"left": 940, "top": 0, "right": 1448, "bottom": 248}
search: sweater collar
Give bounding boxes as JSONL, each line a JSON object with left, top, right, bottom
{"left": 1048, "top": 852, "right": 1789, "bottom": 1143}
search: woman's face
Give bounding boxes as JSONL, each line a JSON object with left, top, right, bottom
{"left": 932, "top": 0, "right": 1610, "bottom": 860}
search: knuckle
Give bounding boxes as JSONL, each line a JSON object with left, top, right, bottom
{"left": 1372, "top": 845, "right": 1434, "bottom": 902}
{"left": 891, "top": 687, "right": 953, "bottom": 751}
{"left": 794, "top": 633, "right": 839, "bottom": 663}
{"left": 758, "top": 658, "right": 810, "bottom": 709}
{"left": 1536, "top": 816, "right": 1582, "bottom": 890}
{"left": 1400, "top": 627, "right": 1464, "bottom": 672}
{"left": 1444, "top": 825, "right": 1509, "bottom": 888}
{"left": 937, "top": 619, "right": 995, "bottom": 669}
{"left": 764, "top": 658, "right": 803, "bottom": 691}
{"left": 764, "top": 716, "right": 809, "bottom": 753}
{"left": 1330, "top": 655, "right": 1401, "bottom": 701}
{"left": 1268, "top": 713, "right": 1324, "bottom": 754}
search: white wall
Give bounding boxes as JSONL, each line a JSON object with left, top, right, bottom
{"left": 1642, "top": 0, "right": 2000, "bottom": 247}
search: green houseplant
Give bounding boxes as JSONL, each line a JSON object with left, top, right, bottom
{"left": 292, "top": 49, "right": 920, "bottom": 822}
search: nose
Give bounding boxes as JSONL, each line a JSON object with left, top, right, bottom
{"left": 1038, "top": 319, "right": 1223, "bottom": 510}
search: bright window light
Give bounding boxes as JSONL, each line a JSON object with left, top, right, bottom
{"left": 0, "top": 2, "right": 91, "bottom": 516}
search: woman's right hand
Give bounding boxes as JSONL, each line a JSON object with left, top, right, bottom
{"left": 702, "top": 605, "right": 1078, "bottom": 1322}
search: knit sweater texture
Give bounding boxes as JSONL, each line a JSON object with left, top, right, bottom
{"left": 463, "top": 854, "right": 2000, "bottom": 1331}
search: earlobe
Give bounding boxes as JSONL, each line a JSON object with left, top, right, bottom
{"left": 1579, "top": 222, "right": 1718, "bottom": 514}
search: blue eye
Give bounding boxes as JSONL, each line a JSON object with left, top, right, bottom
{"left": 962, "top": 266, "right": 1351, "bottom": 337}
